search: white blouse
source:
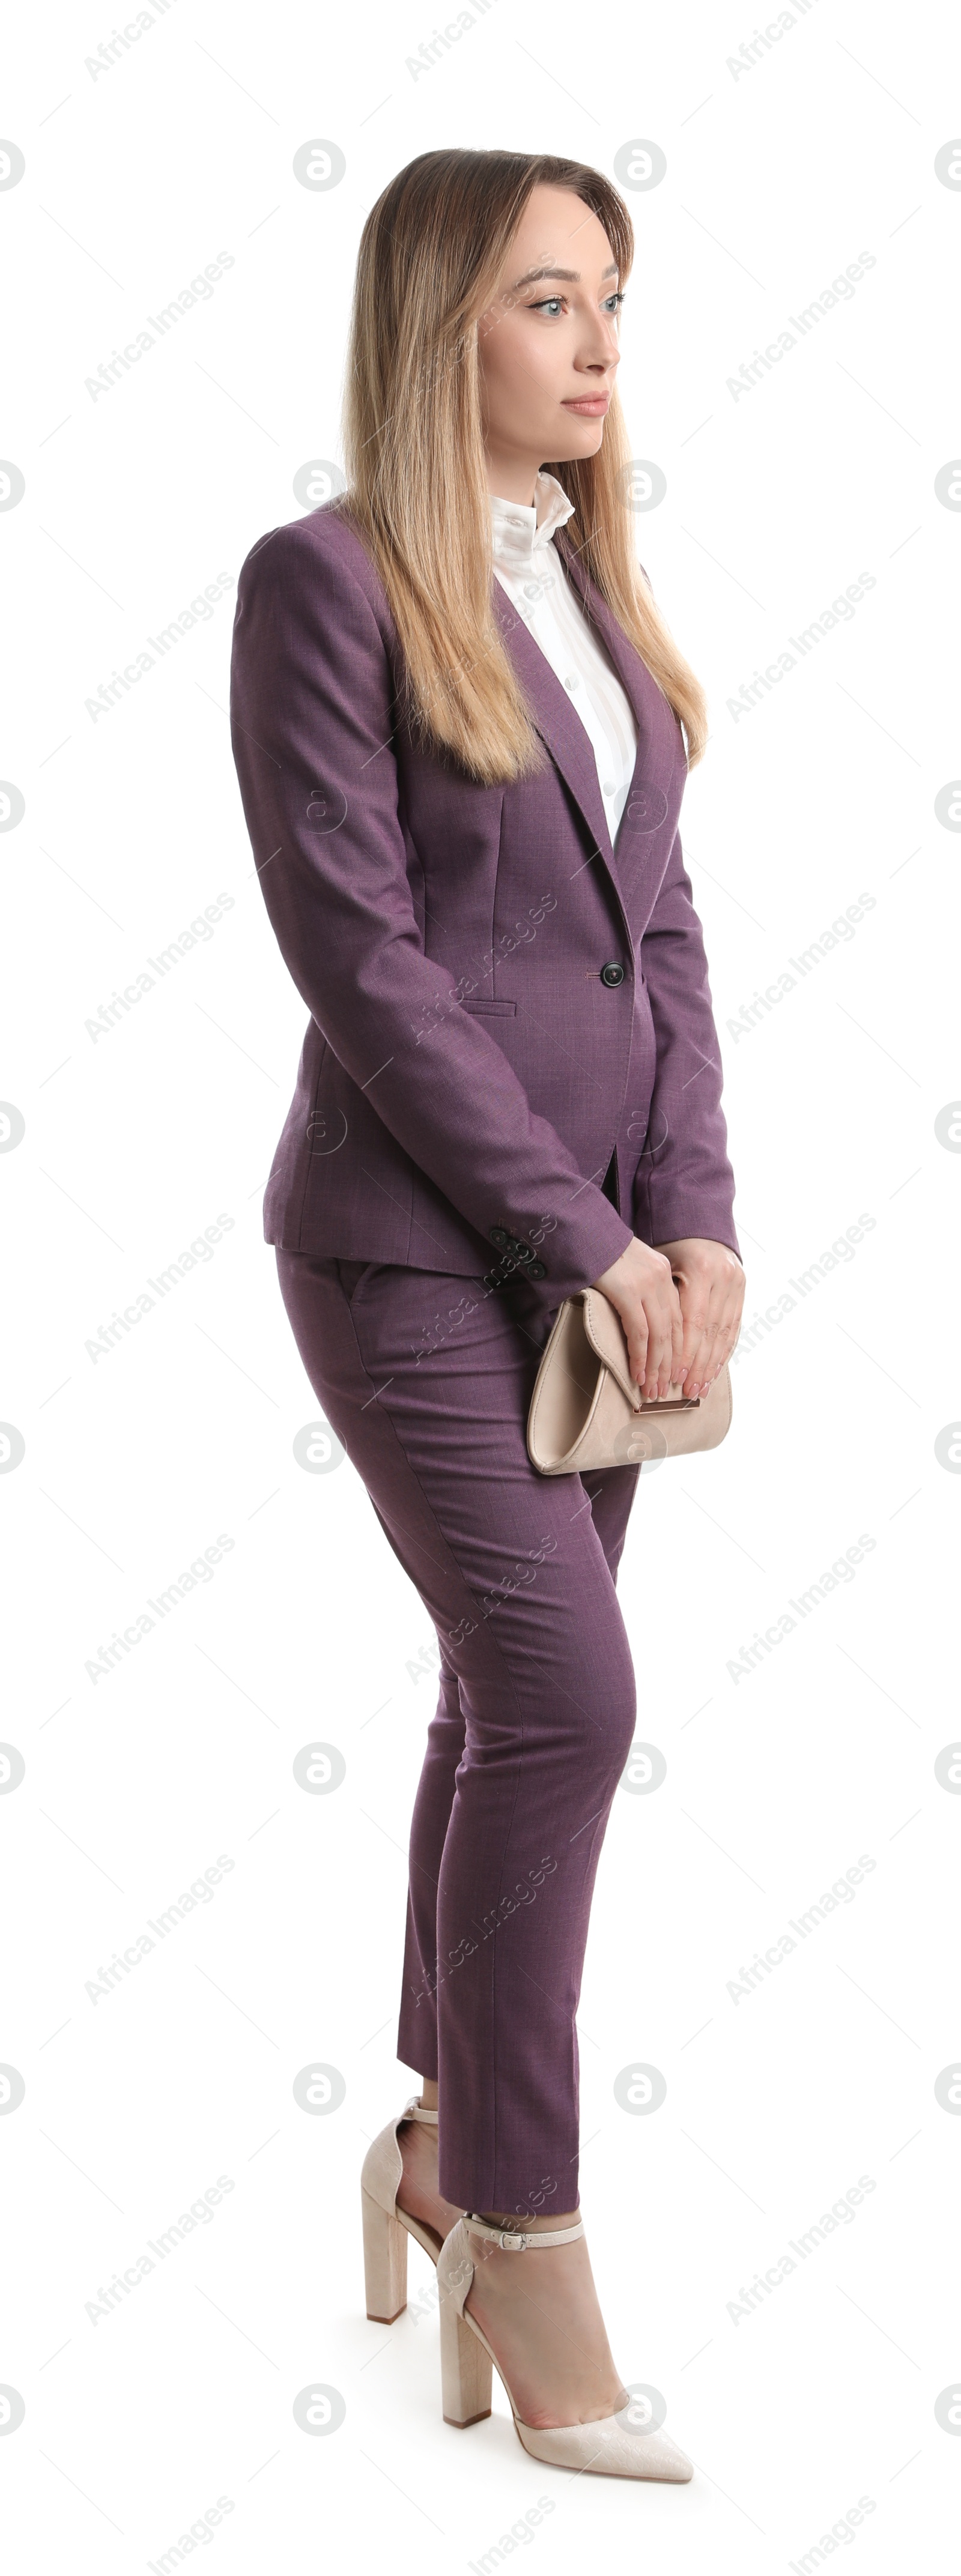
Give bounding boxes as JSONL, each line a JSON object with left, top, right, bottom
{"left": 489, "top": 470, "right": 639, "bottom": 849}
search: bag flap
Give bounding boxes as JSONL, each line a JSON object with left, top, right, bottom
{"left": 580, "top": 1288, "right": 641, "bottom": 1410}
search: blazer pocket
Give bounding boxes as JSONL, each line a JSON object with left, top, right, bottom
{"left": 461, "top": 997, "right": 517, "bottom": 1016}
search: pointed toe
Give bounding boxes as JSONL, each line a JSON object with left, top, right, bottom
{"left": 514, "top": 2406, "right": 693, "bottom": 2481}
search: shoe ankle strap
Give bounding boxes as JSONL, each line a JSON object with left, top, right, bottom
{"left": 403, "top": 2094, "right": 438, "bottom": 2126}
{"left": 464, "top": 2210, "right": 584, "bottom": 2250}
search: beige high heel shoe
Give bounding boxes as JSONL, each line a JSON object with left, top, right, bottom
{"left": 437, "top": 2213, "right": 694, "bottom": 2481}
{"left": 360, "top": 2094, "right": 446, "bottom": 2321}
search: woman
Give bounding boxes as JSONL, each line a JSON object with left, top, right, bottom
{"left": 230, "top": 148, "right": 745, "bottom": 2481}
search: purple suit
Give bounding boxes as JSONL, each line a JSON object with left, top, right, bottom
{"left": 229, "top": 502, "right": 738, "bottom": 1298}
{"left": 230, "top": 504, "right": 739, "bottom": 2213}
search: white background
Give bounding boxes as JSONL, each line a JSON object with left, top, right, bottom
{"left": 2, "top": 0, "right": 957, "bottom": 2566}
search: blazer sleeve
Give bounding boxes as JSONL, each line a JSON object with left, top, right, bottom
{"left": 229, "top": 521, "right": 634, "bottom": 1295}
{"left": 631, "top": 826, "right": 741, "bottom": 1259}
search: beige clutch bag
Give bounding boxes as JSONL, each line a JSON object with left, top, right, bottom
{"left": 526, "top": 1285, "right": 732, "bottom": 1475}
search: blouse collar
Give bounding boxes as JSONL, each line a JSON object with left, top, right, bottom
{"left": 488, "top": 469, "right": 575, "bottom": 578}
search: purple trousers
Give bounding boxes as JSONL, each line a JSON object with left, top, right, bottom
{"left": 276, "top": 1252, "right": 640, "bottom": 2216}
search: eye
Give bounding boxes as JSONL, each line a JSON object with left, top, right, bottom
{"left": 527, "top": 289, "right": 626, "bottom": 318}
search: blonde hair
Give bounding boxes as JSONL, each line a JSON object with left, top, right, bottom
{"left": 339, "top": 148, "right": 708, "bottom": 782}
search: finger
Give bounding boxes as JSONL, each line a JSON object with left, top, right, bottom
{"left": 684, "top": 1287, "right": 737, "bottom": 1391}
{"left": 626, "top": 1313, "right": 649, "bottom": 1388}
{"left": 680, "top": 1312, "right": 711, "bottom": 1367}
{"left": 704, "top": 1295, "right": 744, "bottom": 1373}
{"left": 694, "top": 1317, "right": 739, "bottom": 1391}
{"left": 670, "top": 1300, "right": 686, "bottom": 1388}
{"left": 661, "top": 1289, "right": 685, "bottom": 1395}
{"left": 676, "top": 1298, "right": 712, "bottom": 1392}
{"left": 640, "top": 1303, "right": 669, "bottom": 1397}
{"left": 681, "top": 1331, "right": 711, "bottom": 1397}
{"left": 644, "top": 1295, "right": 680, "bottom": 1398}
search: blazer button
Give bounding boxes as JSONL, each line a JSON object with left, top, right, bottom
{"left": 600, "top": 961, "right": 625, "bottom": 987}
{"left": 488, "top": 1225, "right": 509, "bottom": 1248}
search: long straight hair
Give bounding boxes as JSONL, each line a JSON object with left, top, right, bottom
{"left": 339, "top": 148, "right": 708, "bottom": 782}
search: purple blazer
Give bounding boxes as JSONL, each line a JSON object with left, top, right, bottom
{"left": 229, "top": 501, "right": 739, "bottom": 1304}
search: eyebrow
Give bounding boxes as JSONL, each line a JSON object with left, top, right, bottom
{"left": 509, "top": 262, "right": 619, "bottom": 292}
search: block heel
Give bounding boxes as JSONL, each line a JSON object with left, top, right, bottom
{"left": 362, "top": 2184, "right": 409, "bottom": 2321}
{"left": 359, "top": 2093, "right": 447, "bottom": 2321}
{"left": 439, "top": 2273, "right": 493, "bottom": 2425}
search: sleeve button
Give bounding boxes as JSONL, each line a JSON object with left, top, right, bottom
{"left": 488, "top": 1226, "right": 509, "bottom": 1248}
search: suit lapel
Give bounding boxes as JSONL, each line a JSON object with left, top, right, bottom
{"left": 556, "top": 528, "right": 667, "bottom": 749}
{"left": 491, "top": 574, "right": 625, "bottom": 903}
{"left": 492, "top": 532, "right": 682, "bottom": 935}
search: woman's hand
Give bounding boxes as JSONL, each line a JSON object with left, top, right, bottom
{"left": 592, "top": 1236, "right": 745, "bottom": 1401}
{"left": 591, "top": 1238, "right": 685, "bottom": 1398}
{"left": 651, "top": 1238, "right": 745, "bottom": 1398}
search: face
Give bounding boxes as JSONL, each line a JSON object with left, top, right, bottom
{"left": 476, "top": 183, "right": 624, "bottom": 503}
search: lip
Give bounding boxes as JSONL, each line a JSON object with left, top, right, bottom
{"left": 560, "top": 394, "right": 610, "bottom": 416}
